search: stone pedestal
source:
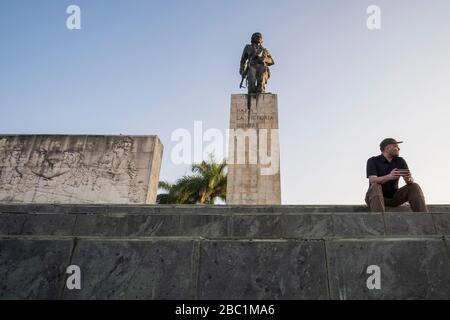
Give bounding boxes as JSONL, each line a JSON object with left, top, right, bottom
{"left": 0, "top": 135, "right": 163, "bottom": 204}
{"left": 226, "top": 94, "right": 281, "bottom": 204}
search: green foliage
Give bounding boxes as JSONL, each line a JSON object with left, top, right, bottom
{"left": 157, "top": 156, "right": 227, "bottom": 205}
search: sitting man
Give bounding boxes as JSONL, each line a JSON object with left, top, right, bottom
{"left": 365, "top": 138, "right": 428, "bottom": 212}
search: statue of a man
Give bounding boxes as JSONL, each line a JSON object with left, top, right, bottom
{"left": 240, "top": 32, "right": 275, "bottom": 94}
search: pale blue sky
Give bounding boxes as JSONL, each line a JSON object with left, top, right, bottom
{"left": 1, "top": 0, "right": 449, "bottom": 204}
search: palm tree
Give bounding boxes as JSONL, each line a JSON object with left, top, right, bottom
{"left": 157, "top": 156, "right": 227, "bottom": 204}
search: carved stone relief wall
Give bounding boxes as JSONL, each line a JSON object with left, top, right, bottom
{"left": 0, "top": 135, "right": 163, "bottom": 204}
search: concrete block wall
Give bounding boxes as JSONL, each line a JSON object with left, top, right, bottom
{"left": 0, "top": 204, "right": 449, "bottom": 299}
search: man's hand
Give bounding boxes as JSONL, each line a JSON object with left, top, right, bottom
{"left": 388, "top": 168, "right": 403, "bottom": 181}
{"left": 403, "top": 172, "right": 414, "bottom": 185}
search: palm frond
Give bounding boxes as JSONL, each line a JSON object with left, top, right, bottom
{"left": 156, "top": 154, "right": 227, "bottom": 204}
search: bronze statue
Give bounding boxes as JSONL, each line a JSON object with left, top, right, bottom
{"left": 240, "top": 32, "right": 275, "bottom": 94}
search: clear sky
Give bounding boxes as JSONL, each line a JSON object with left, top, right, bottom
{"left": 1, "top": 0, "right": 450, "bottom": 204}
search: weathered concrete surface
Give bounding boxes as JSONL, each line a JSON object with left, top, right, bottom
{"left": 198, "top": 241, "right": 328, "bottom": 300}
{"left": 384, "top": 213, "right": 437, "bottom": 235}
{"left": 0, "top": 204, "right": 449, "bottom": 300}
{"left": 1, "top": 203, "right": 449, "bottom": 214}
{"left": 327, "top": 239, "right": 450, "bottom": 300}
{"left": 63, "top": 240, "right": 197, "bottom": 300}
{"left": 1, "top": 204, "right": 449, "bottom": 238}
{"left": 227, "top": 94, "right": 281, "bottom": 205}
{"left": 0, "top": 135, "right": 163, "bottom": 204}
{"left": 0, "top": 239, "right": 72, "bottom": 299}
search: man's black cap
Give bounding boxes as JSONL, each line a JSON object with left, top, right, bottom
{"left": 380, "top": 138, "right": 403, "bottom": 151}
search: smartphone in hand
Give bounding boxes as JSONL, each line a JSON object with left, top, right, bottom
{"left": 395, "top": 169, "right": 410, "bottom": 176}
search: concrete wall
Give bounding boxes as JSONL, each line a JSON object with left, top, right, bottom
{"left": 0, "top": 135, "right": 163, "bottom": 204}
{"left": 0, "top": 204, "right": 449, "bottom": 299}
{"left": 227, "top": 94, "right": 281, "bottom": 205}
